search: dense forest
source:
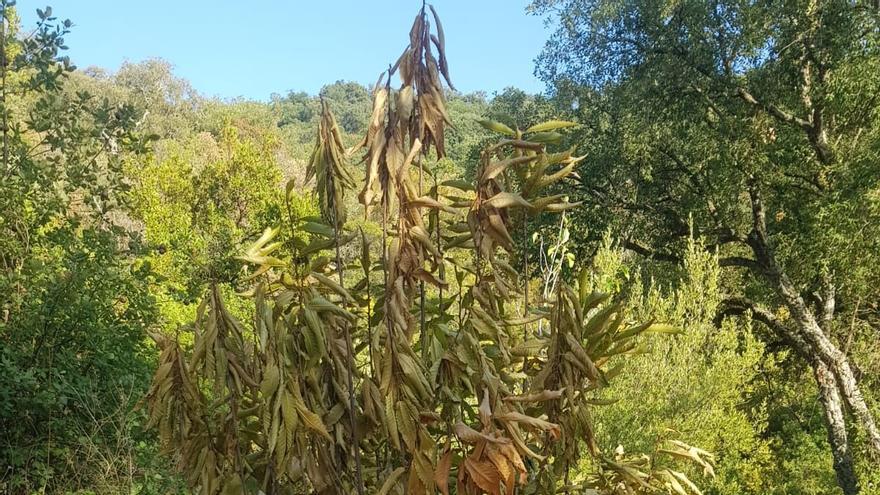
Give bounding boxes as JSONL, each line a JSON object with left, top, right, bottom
{"left": 1, "top": 1, "right": 879, "bottom": 494}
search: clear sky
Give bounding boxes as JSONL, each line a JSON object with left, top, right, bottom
{"left": 20, "top": 1, "right": 552, "bottom": 100}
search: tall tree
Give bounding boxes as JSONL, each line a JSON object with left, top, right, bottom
{"left": 532, "top": 0, "right": 880, "bottom": 492}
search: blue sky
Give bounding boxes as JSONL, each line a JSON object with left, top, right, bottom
{"left": 20, "top": 1, "right": 552, "bottom": 100}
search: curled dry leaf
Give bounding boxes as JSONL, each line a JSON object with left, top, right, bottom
{"left": 454, "top": 422, "right": 509, "bottom": 445}
{"left": 503, "top": 388, "right": 565, "bottom": 403}
{"left": 494, "top": 411, "right": 561, "bottom": 440}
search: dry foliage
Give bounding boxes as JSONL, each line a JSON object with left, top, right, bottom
{"left": 144, "top": 4, "right": 713, "bottom": 494}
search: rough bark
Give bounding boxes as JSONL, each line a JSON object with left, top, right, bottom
{"left": 747, "top": 181, "right": 880, "bottom": 458}
{"left": 717, "top": 297, "right": 861, "bottom": 494}
{"left": 814, "top": 360, "right": 860, "bottom": 495}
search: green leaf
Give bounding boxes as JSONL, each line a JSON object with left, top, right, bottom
{"left": 302, "top": 220, "right": 336, "bottom": 238}
{"left": 484, "top": 192, "right": 533, "bottom": 210}
{"left": 441, "top": 179, "right": 475, "bottom": 192}
{"left": 525, "top": 120, "right": 579, "bottom": 133}
{"left": 477, "top": 119, "right": 516, "bottom": 136}
{"left": 527, "top": 131, "right": 564, "bottom": 144}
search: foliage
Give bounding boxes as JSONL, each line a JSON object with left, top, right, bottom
{"left": 145, "top": 123, "right": 715, "bottom": 494}
{"left": 127, "top": 125, "right": 286, "bottom": 328}
{"left": 586, "top": 238, "right": 773, "bottom": 494}
{"left": 7, "top": 1, "right": 879, "bottom": 494}
{"left": 143, "top": 6, "right": 716, "bottom": 495}
{"left": 0, "top": 4, "right": 174, "bottom": 492}
{"left": 530, "top": 0, "right": 880, "bottom": 492}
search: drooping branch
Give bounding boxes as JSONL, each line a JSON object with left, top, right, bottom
{"left": 621, "top": 239, "right": 682, "bottom": 264}
{"left": 308, "top": 99, "right": 364, "bottom": 495}
{"left": 717, "top": 256, "right": 760, "bottom": 271}
{"left": 716, "top": 295, "right": 810, "bottom": 357}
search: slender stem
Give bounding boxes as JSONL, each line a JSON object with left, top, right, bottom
{"left": 523, "top": 212, "right": 529, "bottom": 318}
{"left": 418, "top": 156, "right": 427, "bottom": 361}
{"left": 434, "top": 170, "right": 444, "bottom": 319}
{"left": 333, "top": 214, "right": 364, "bottom": 495}
{"left": 521, "top": 197, "right": 531, "bottom": 393}
{"left": 456, "top": 266, "right": 463, "bottom": 335}
{"left": 364, "top": 232, "right": 375, "bottom": 379}
{"left": 563, "top": 459, "right": 571, "bottom": 493}
{"left": 381, "top": 197, "right": 391, "bottom": 338}
{"left": 380, "top": 193, "right": 393, "bottom": 470}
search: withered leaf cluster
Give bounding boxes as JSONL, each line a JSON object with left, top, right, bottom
{"left": 144, "top": 5, "right": 715, "bottom": 495}
{"left": 306, "top": 98, "right": 355, "bottom": 229}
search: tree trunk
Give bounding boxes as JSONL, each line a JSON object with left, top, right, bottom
{"left": 814, "top": 360, "right": 859, "bottom": 495}
{"left": 791, "top": 301, "right": 880, "bottom": 458}
{"left": 748, "top": 183, "right": 880, "bottom": 458}
{"left": 760, "top": 263, "right": 880, "bottom": 458}
{"left": 717, "top": 296, "right": 862, "bottom": 494}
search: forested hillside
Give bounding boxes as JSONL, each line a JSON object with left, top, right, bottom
{"left": 1, "top": 2, "right": 878, "bottom": 494}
